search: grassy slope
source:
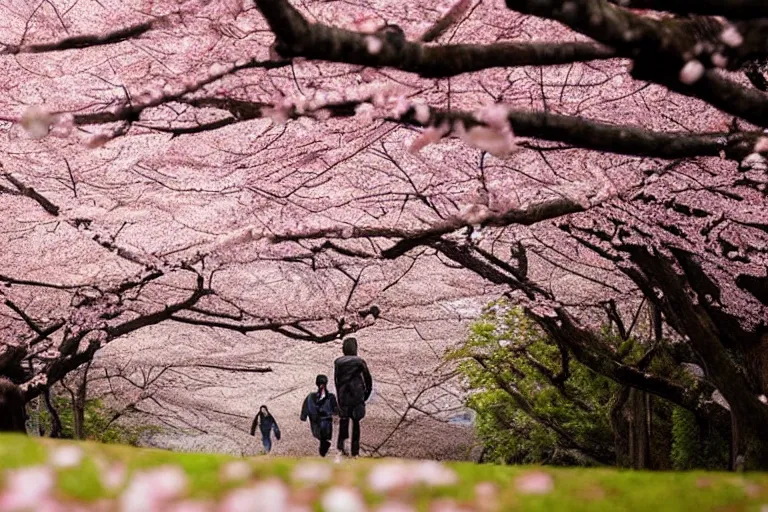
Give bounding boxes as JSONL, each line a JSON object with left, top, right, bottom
{"left": 1, "top": 434, "right": 767, "bottom": 511}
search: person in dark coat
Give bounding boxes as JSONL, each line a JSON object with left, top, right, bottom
{"left": 0, "top": 377, "right": 27, "bottom": 433}
{"left": 334, "top": 337, "right": 372, "bottom": 457}
{"left": 300, "top": 374, "right": 338, "bottom": 457}
{"left": 250, "top": 405, "right": 280, "bottom": 454}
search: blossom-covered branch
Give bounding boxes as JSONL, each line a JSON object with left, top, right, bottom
{"left": 402, "top": 105, "right": 762, "bottom": 161}
{"left": 0, "top": 19, "right": 159, "bottom": 55}
{"left": 503, "top": 0, "right": 768, "bottom": 127}
{"left": 255, "top": 0, "right": 614, "bottom": 78}
{"left": 1, "top": 165, "right": 60, "bottom": 216}
{"left": 606, "top": 0, "right": 768, "bottom": 18}
{"left": 268, "top": 197, "right": 588, "bottom": 257}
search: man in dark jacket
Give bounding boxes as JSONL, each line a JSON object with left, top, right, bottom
{"left": 0, "top": 378, "right": 26, "bottom": 433}
{"left": 301, "top": 374, "right": 338, "bottom": 457}
{"left": 250, "top": 405, "right": 280, "bottom": 454}
{"left": 334, "top": 337, "right": 372, "bottom": 457}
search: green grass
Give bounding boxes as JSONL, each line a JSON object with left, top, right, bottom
{"left": 1, "top": 434, "right": 767, "bottom": 511}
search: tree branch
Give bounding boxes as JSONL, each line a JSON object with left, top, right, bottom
{"left": 255, "top": 0, "right": 614, "bottom": 78}
{"left": 2, "top": 167, "right": 60, "bottom": 216}
{"left": 504, "top": 0, "right": 768, "bottom": 127}
{"left": 606, "top": 0, "right": 768, "bottom": 18}
{"left": 1, "top": 19, "right": 158, "bottom": 55}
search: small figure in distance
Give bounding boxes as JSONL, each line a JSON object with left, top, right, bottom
{"left": 301, "top": 374, "right": 338, "bottom": 457}
{"left": 0, "top": 377, "right": 27, "bottom": 433}
{"left": 334, "top": 337, "right": 372, "bottom": 457}
{"left": 250, "top": 405, "right": 280, "bottom": 454}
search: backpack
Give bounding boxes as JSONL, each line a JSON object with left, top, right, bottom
{"left": 338, "top": 369, "right": 366, "bottom": 406}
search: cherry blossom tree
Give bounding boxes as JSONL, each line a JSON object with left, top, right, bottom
{"left": 0, "top": 0, "right": 766, "bottom": 466}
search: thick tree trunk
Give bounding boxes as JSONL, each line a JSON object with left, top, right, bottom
{"left": 72, "top": 389, "right": 86, "bottom": 440}
{"left": 735, "top": 335, "right": 768, "bottom": 469}
{"left": 610, "top": 387, "right": 631, "bottom": 468}
{"left": 70, "top": 363, "right": 89, "bottom": 440}
{"left": 625, "top": 252, "right": 768, "bottom": 469}
{"left": 29, "top": 397, "right": 41, "bottom": 436}
{"left": 744, "top": 334, "right": 768, "bottom": 399}
{"left": 731, "top": 411, "right": 768, "bottom": 471}
{"left": 43, "top": 389, "right": 62, "bottom": 438}
{"left": 628, "top": 387, "right": 651, "bottom": 469}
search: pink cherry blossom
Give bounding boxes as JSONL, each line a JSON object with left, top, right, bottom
{"left": 474, "top": 104, "right": 510, "bottom": 131}
{"left": 367, "top": 463, "right": 410, "bottom": 492}
{"left": 408, "top": 122, "right": 450, "bottom": 154}
{"left": 49, "top": 445, "right": 84, "bottom": 468}
{"left": 102, "top": 464, "right": 127, "bottom": 491}
{"left": 219, "top": 480, "right": 289, "bottom": 512}
{"left": 514, "top": 471, "right": 554, "bottom": 495}
{"left": 220, "top": 461, "right": 252, "bottom": 482}
{"left": 754, "top": 137, "right": 768, "bottom": 154}
{"left": 412, "top": 461, "right": 458, "bottom": 487}
{"left": 413, "top": 104, "right": 430, "bottom": 124}
{"left": 365, "top": 36, "right": 383, "bottom": 55}
{"left": 0, "top": 466, "right": 55, "bottom": 511}
{"left": 720, "top": 26, "right": 743, "bottom": 47}
{"left": 454, "top": 121, "right": 517, "bottom": 157}
{"left": 711, "top": 54, "right": 728, "bottom": 68}
{"left": 120, "top": 466, "right": 188, "bottom": 512}
{"left": 679, "top": 60, "right": 705, "bottom": 85}
{"left": 292, "top": 462, "right": 332, "bottom": 484}
{"left": 19, "top": 106, "right": 53, "bottom": 140}
{"left": 321, "top": 487, "right": 366, "bottom": 512}
{"left": 390, "top": 97, "right": 411, "bottom": 118}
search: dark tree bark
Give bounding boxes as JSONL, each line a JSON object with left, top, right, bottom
{"left": 564, "top": 216, "right": 768, "bottom": 469}
{"left": 0, "top": 378, "right": 27, "bottom": 433}
{"left": 43, "top": 388, "right": 62, "bottom": 438}
{"left": 628, "top": 387, "right": 650, "bottom": 469}
{"left": 63, "top": 362, "right": 90, "bottom": 440}
{"left": 610, "top": 387, "right": 631, "bottom": 468}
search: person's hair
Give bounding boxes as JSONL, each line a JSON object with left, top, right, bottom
{"left": 342, "top": 337, "right": 358, "bottom": 356}
{"left": 259, "top": 405, "right": 270, "bottom": 416}
{"left": 316, "top": 374, "right": 328, "bottom": 388}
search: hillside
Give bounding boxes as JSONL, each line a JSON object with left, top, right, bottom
{"left": 2, "top": 434, "right": 768, "bottom": 511}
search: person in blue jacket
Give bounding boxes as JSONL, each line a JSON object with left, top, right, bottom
{"left": 301, "top": 374, "right": 338, "bottom": 457}
{"left": 250, "top": 405, "right": 280, "bottom": 454}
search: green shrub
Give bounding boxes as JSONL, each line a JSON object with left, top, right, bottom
{"left": 671, "top": 406, "right": 728, "bottom": 470}
{"left": 34, "top": 394, "right": 157, "bottom": 446}
{"left": 448, "top": 301, "right": 616, "bottom": 466}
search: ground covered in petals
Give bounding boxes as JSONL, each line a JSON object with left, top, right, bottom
{"left": 1, "top": 434, "right": 768, "bottom": 511}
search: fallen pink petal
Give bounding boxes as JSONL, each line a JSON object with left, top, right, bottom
{"left": 515, "top": 472, "right": 554, "bottom": 495}
{"left": 49, "top": 445, "right": 84, "bottom": 468}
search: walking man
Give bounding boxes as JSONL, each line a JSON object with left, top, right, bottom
{"left": 250, "top": 405, "right": 280, "bottom": 454}
{"left": 334, "top": 337, "right": 372, "bottom": 457}
{"left": 300, "top": 374, "right": 338, "bottom": 457}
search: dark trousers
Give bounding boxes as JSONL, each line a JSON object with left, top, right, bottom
{"left": 337, "top": 416, "right": 361, "bottom": 456}
{"left": 319, "top": 439, "right": 331, "bottom": 457}
{"left": 262, "top": 433, "right": 272, "bottom": 453}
